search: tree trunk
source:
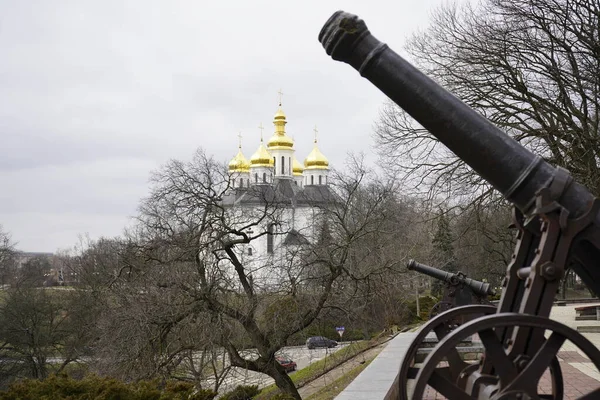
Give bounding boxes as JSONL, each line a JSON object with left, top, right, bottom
{"left": 268, "top": 364, "right": 301, "bottom": 400}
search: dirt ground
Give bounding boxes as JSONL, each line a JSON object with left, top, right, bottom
{"left": 298, "top": 343, "right": 387, "bottom": 398}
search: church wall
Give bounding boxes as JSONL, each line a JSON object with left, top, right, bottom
{"left": 225, "top": 202, "right": 326, "bottom": 287}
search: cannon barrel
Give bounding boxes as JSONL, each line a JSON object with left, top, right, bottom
{"left": 317, "top": 12, "right": 595, "bottom": 218}
{"left": 407, "top": 260, "right": 495, "bottom": 297}
{"left": 318, "top": 11, "right": 600, "bottom": 295}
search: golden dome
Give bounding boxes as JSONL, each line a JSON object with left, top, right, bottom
{"left": 267, "top": 105, "right": 294, "bottom": 150}
{"left": 292, "top": 157, "right": 304, "bottom": 176}
{"left": 229, "top": 148, "right": 250, "bottom": 173}
{"left": 304, "top": 139, "right": 329, "bottom": 170}
{"left": 250, "top": 140, "right": 274, "bottom": 168}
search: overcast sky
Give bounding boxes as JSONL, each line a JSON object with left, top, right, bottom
{"left": 0, "top": 0, "right": 451, "bottom": 253}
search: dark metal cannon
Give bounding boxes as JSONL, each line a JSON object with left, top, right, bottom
{"left": 318, "top": 11, "right": 600, "bottom": 400}
{"left": 407, "top": 259, "right": 495, "bottom": 319}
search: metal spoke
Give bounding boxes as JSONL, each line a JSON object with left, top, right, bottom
{"left": 426, "top": 369, "right": 473, "bottom": 400}
{"left": 506, "top": 332, "right": 566, "bottom": 392}
{"left": 433, "top": 322, "right": 451, "bottom": 341}
{"left": 478, "top": 328, "right": 518, "bottom": 385}
{"left": 433, "top": 317, "right": 467, "bottom": 377}
{"left": 407, "top": 366, "right": 418, "bottom": 379}
{"left": 548, "top": 356, "right": 563, "bottom": 400}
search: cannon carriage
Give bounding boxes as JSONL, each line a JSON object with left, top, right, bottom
{"left": 318, "top": 11, "right": 600, "bottom": 399}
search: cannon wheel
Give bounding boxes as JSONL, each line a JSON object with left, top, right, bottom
{"left": 428, "top": 301, "right": 453, "bottom": 320}
{"left": 411, "top": 313, "right": 599, "bottom": 400}
{"left": 386, "top": 304, "right": 496, "bottom": 400}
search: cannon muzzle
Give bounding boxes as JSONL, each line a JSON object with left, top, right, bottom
{"left": 318, "top": 11, "right": 600, "bottom": 296}
{"left": 407, "top": 260, "right": 495, "bottom": 298}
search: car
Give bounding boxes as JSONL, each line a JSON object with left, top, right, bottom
{"left": 276, "top": 355, "right": 297, "bottom": 373}
{"left": 306, "top": 336, "right": 338, "bottom": 349}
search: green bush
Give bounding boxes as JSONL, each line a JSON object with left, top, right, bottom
{"left": 218, "top": 385, "right": 260, "bottom": 400}
{"left": 0, "top": 373, "right": 217, "bottom": 400}
{"left": 406, "top": 295, "right": 438, "bottom": 322}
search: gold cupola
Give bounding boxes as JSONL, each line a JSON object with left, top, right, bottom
{"left": 292, "top": 157, "right": 304, "bottom": 176}
{"left": 228, "top": 136, "right": 250, "bottom": 173}
{"left": 304, "top": 133, "right": 329, "bottom": 170}
{"left": 267, "top": 103, "right": 295, "bottom": 150}
{"left": 250, "top": 137, "right": 274, "bottom": 168}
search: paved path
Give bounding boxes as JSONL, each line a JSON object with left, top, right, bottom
{"left": 335, "top": 332, "right": 417, "bottom": 400}
{"left": 335, "top": 304, "right": 600, "bottom": 399}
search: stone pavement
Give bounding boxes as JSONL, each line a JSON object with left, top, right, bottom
{"left": 335, "top": 304, "right": 600, "bottom": 399}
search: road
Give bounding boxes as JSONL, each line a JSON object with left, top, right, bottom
{"left": 209, "top": 343, "right": 351, "bottom": 393}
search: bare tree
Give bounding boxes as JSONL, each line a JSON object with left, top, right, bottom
{"left": 0, "top": 284, "right": 93, "bottom": 389}
{"left": 375, "top": 0, "right": 600, "bottom": 205}
{"left": 86, "top": 148, "right": 404, "bottom": 399}
{"left": 0, "top": 226, "right": 16, "bottom": 288}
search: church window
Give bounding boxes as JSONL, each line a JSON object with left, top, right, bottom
{"left": 247, "top": 179, "right": 250, "bottom": 187}
{"left": 232, "top": 178, "right": 236, "bottom": 187}
{"left": 255, "top": 173, "right": 258, "bottom": 183}
{"left": 289, "top": 157, "right": 291, "bottom": 174}
{"left": 267, "top": 224, "right": 274, "bottom": 253}
{"left": 273, "top": 157, "right": 276, "bottom": 175}
{"left": 311, "top": 175, "right": 314, "bottom": 185}
{"left": 263, "top": 172, "right": 266, "bottom": 183}
{"left": 281, "top": 156, "right": 285, "bottom": 174}
{"left": 248, "top": 248, "right": 253, "bottom": 256}
{"left": 239, "top": 179, "right": 243, "bottom": 188}
{"left": 319, "top": 175, "right": 322, "bottom": 185}
{"left": 294, "top": 181, "right": 297, "bottom": 185}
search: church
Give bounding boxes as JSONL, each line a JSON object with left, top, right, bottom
{"left": 222, "top": 100, "right": 338, "bottom": 286}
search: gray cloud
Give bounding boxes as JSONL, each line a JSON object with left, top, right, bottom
{"left": 0, "top": 0, "right": 448, "bottom": 251}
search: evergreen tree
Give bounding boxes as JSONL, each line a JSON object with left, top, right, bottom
{"left": 430, "top": 211, "right": 457, "bottom": 298}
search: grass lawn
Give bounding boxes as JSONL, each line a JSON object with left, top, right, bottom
{"left": 305, "top": 357, "right": 374, "bottom": 400}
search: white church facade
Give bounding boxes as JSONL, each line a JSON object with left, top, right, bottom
{"left": 222, "top": 101, "right": 337, "bottom": 287}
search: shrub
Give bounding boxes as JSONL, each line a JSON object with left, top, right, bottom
{"left": 406, "top": 295, "right": 438, "bottom": 322}
{"left": 0, "top": 373, "right": 217, "bottom": 400}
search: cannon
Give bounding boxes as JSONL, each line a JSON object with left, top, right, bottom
{"left": 318, "top": 11, "right": 600, "bottom": 400}
{"left": 407, "top": 259, "right": 495, "bottom": 319}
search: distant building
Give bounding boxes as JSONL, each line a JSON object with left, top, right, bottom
{"left": 222, "top": 100, "right": 338, "bottom": 286}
